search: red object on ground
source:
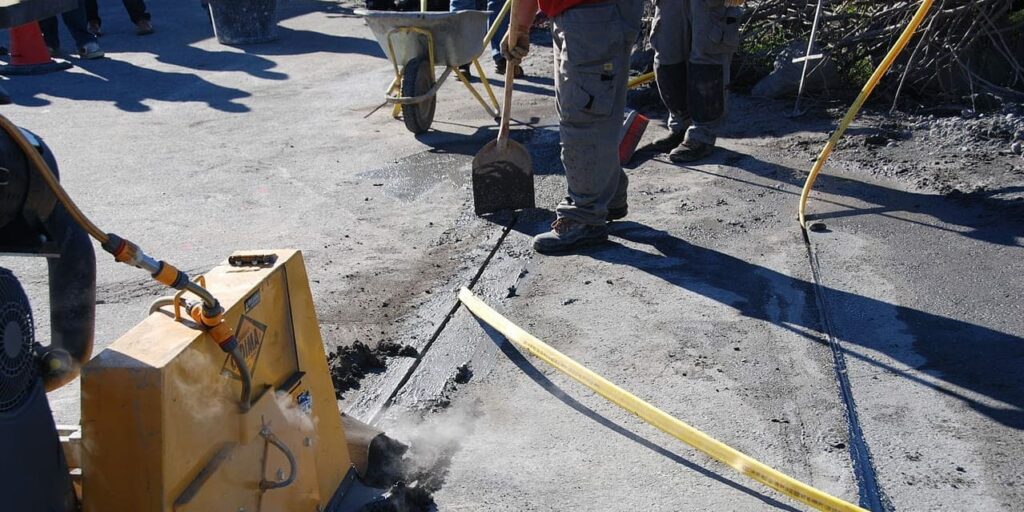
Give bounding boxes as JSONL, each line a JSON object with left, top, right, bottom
{"left": 9, "top": 22, "right": 51, "bottom": 65}
{"left": 0, "top": 21, "right": 71, "bottom": 75}
{"left": 619, "top": 108, "right": 649, "bottom": 165}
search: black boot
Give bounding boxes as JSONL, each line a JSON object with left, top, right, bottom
{"left": 667, "top": 63, "right": 725, "bottom": 163}
{"left": 639, "top": 130, "right": 686, "bottom": 153}
{"left": 688, "top": 62, "right": 725, "bottom": 127}
{"left": 639, "top": 62, "right": 689, "bottom": 153}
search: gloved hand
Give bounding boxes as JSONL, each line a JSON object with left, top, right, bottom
{"left": 501, "top": 28, "right": 530, "bottom": 64}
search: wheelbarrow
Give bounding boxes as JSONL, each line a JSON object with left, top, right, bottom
{"left": 360, "top": 9, "right": 502, "bottom": 134}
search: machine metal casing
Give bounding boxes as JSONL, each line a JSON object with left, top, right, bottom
{"left": 81, "top": 250, "right": 353, "bottom": 511}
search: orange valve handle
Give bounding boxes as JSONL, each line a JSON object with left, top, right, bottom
{"left": 190, "top": 303, "right": 252, "bottom": 412}
{"left": 190, "top": 304, "right": 237, "bottom": 352}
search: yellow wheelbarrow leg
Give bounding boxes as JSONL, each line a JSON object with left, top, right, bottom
{"left": 473, "top": 58, "right": 500, "bottom": 117}
{"left": 387, "top": 76, "right": 402, "bottom": 119}
{"left": 453, "top": 64, "right": 499, "bottom": 119}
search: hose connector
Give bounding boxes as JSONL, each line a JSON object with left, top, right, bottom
{"left": 152, "top": 261, "right": 191, "bottom": 290}
{"left": 102, "top": 233, "right": 160, "bottom": 275}
{"left": 189, "top": 303, "right": 235, "bottom": 353}
{"left": 190, "top": 303, "right": 251, "bottom": 412}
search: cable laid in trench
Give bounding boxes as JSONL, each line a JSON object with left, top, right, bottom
{"left": 801, "top": 228, "right": 887, "bottom": 512}
{"left": 368, "top": 212, "right": 518, "bottom": 425}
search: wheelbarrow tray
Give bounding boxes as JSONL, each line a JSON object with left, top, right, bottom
{"left": 358, "top": 9, "right": 490, "bottom": 68}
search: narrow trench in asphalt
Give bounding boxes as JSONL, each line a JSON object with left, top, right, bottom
{"left": 801, "top": 229, "right": 887, "bottom": 512}
{"left": 368, "top": 212, "right": 519, "bottom": 425}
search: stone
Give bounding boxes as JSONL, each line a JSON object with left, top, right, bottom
{"left": 751, "top": 40, "right": 840, "bottom": 99}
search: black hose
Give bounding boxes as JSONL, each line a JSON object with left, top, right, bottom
{"left": 228, "top": 347, "right": 252, "bottom": 412}
{"left": 41, "top": 206, "right": 96, "bottom": 391}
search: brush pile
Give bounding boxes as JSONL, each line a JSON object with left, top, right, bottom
{"left": 735, "top": 0, "right": 1024, "bottom": 102}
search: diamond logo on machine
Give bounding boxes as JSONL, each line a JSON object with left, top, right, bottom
{"left": 222, "top": 315, "right": 267, "bottom": 380}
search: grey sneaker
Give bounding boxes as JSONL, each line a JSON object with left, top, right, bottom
{"left": 78, "top": 41, "right": 104, "bottom": 60}
{"left": 533, "top": 218, "right": 609, "bottom": 254}
{"left": 669, "top": 140, "right": 714, "bottom": 163}
{"left": 639, "top": 130, "right": 686, "bottom": 153}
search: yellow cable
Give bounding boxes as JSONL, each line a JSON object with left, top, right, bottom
{"left": 459, "top": 288, "right": 866, "bottom": 512}
{"left": 628, "top": 71, "right": 655, "bottom": 90}
{"left": 798, "top": 0, "right": 935, "bottom": 227}
{"left": 0, "top": 113, "right": 109, "bottom": 244}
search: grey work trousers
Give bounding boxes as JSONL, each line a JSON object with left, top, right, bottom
{"left": 650, "top": 0, "right": 739, "bottom": 144}
{"left": 552, "top": 0, "right": 642, "bottom": 226}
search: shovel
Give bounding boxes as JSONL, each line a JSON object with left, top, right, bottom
{"left": 471, "top": 5, "right": 535, "bottom": 216}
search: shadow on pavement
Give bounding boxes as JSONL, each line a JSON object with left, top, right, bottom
{"left": 715, "top": 150, "right": 1024, "bottom": 247}
{"left": 561, "top": 221, "right": 1024, "bottom": 430}
{"left": 5, "top": 0, "right": 387, "bottom": 112}
{"left": 474, "top": 317, "right": 803, "bottom": 511}
{"left": 13, "top": 57, "right": 251, "bottom": 112}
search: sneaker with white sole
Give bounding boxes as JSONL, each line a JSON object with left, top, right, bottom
{"left": 78, "top": 42, "right": 104, "bottom": 60}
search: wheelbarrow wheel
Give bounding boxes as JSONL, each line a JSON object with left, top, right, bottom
{"left": 401, "top": 57, "right": 436, "bottom": 134}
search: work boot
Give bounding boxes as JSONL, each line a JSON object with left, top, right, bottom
{"left": 495, "top": 57, "right": 524, "bottom": 78}
{"left": 607, "top": 204, "right": 628, "bottom": 222}
{"left": 135, "top": 19, "right": 154, "bottom": 36}
{"left": 669, "top": 140, "right": 714, "bottom": 163}
{"left": 639, "top": 130, "right": 686, "bottom": 153}
{"left": 533, "top": 217, "right": 608, "bottom": 254}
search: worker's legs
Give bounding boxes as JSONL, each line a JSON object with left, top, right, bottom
{"left": 487, "top": 0, "right": 509, "bottom": 64}
{"left": 551, "top": 0, "right": 639, "bottom": 226}
{"left": 84, "top": 0, "right": 101, "bottom": 27}
{"left": 39, "top": 16, "right": 61, "bottom": 50}
{"left": 42, "top": 0, "right": 99, "bottom": 52}
{"left": 650, "top": 0, "right": 689, "bottom": 135}
{"left": 535, "top": 0, "right": 640, "bottom": 253}
{"left": 680, "top": 0, "right": 739, "bottom": 148}
{"left": 62, "top": 1, "right": 99, "bottom": 49}
{"left": 122, "top": 0, "right": 151, "bottom": 24}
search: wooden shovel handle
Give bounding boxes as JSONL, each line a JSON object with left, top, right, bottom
{"left": 497, "top": 0, "right": 517, "bottom": 151}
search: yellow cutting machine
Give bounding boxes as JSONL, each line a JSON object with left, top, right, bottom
{"left": 80, "top": 250, "right": 354, "bottom": 511}
{"left": 0, "top": 118, "right": 403, "bottom": 511}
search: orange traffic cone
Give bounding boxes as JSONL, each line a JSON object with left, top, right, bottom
{"left": 0, "top": 22, "right": 72, "bottom": 76}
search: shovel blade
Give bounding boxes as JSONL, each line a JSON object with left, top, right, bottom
{"left": 471, "top": 139, "right": 535, "bottom": 215}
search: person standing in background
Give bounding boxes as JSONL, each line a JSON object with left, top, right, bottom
{"left": 84, "top": 0, "right": 154, "bottom": 36}
{"left": 449, "top": 0, "right": 483, "bottom": 78}
{"left": 40, "top": 0, "right": 104, "bottom": 59}
{"left": 487, "top": 0, "right": 523, "bottom": 77}
{"left": 640, "top": 0, "right": 742, "bottom": 162}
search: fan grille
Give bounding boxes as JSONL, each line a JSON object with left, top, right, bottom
{"left": 0, "top": 269, "right": 36, "bottom": 413}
